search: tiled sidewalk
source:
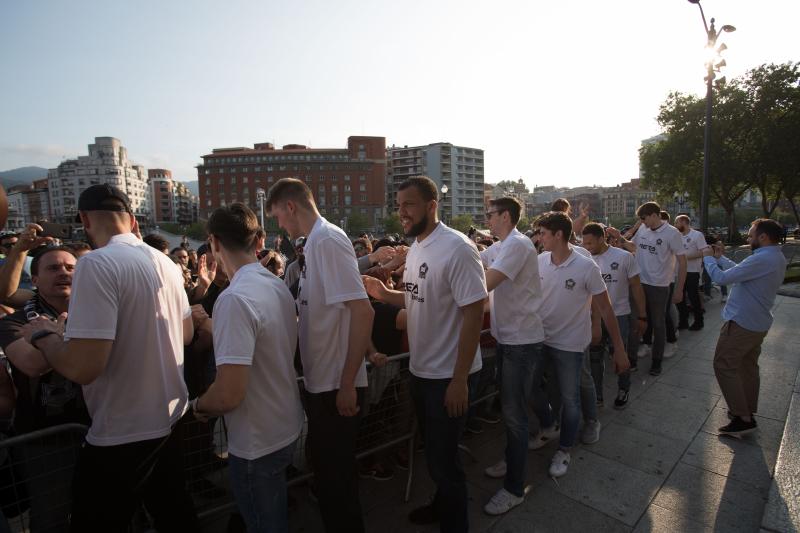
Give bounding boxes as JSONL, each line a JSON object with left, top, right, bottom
{"left": 284, "top": 294, "right": 799, "bottom": 533}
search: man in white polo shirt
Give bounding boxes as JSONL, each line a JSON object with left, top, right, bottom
{"left": 364, "top": 176, "right": 486, "bottom": 532}
{"left": 23, "top": 184, "right": 198, "bottom": 531}
{"left": 478, "top": 197, "right": 544, "bottom": 515}
{"left": 533, "top": 211, "right": 629, "bottom": 478}
{"left": 191, "top": 203, "right": 303, "bottom": 533}
{"left": 675, "top": 215, "right": 709, "bottom": 331}
{"left": 266, "top": 178, "right": 374, "bottom": 533}
{"left": 611, "top": 202, "right": 687, "bottom": 376}
{"left": 581, "top": 222, "right": 647, "bottom": 410}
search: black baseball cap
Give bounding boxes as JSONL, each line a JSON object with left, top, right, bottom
{"left": 75, "top": 184, "right": 133, "bottom": 223}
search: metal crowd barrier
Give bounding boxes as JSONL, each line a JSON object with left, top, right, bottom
{"left": 0, "top": 336, "right": 498, "bottom": 531}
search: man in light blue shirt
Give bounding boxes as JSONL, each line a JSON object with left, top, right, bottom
{"left": 703, "top": 218, "right": 787, "bottom": 437}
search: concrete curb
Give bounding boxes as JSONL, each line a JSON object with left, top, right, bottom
{"left": 761, "top": 369, "right": 800, "bottom": 533}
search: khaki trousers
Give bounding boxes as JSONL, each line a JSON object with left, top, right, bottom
{"left": 713, "top": 321, "right": 768, "bottom": 417}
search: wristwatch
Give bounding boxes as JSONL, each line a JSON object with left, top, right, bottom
{"left": 30, "top": 329, "right": 57, "bottom": 349}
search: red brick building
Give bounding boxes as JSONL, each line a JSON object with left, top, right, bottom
{"left": 197, "top": 136, "right": 386, "bottom": 232}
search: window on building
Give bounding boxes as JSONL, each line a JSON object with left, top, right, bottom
{"left": 231, "top": 167, "right": 237, "bottom": 173}
{"left": 359, "top": 175, "right": 366, "bottom": 181}
{"left": 242, "top": 176, "right": 248, "bottom": 183}
{"left": 344, "top": 195, "right": 352, "bottom": 206}
{"left": 344, "top": 184, "right": 351, "bottom": 192}
{"left": 360, "top": 194, "right": 367, "bottom": 202}
{"left": 331, "top": 184, "right": 338, "bottom": 193}
{"left": 359, "top": 184, "right": 366, "bottom": 192}
{"left": 344, "top": 175, "right": 350, "bottom": 181}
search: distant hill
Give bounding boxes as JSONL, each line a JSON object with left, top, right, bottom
{"left": 0, "top": 166, "right": 48, "bottom": 189}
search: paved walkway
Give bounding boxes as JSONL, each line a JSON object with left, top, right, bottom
{"left": 259, "top": 293, "right": 799, "bottom": 533}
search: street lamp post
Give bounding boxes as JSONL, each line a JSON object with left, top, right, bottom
{"left": 440, "top": 184, "right": 449, "bottom": 224}
{"left": 688, "top": 0, "right": 735, "bottom": 233}
{"left": 673, "top": 191, "right": 690, "bottom": 214}
{"left": 256, "top": 188, "right": 266, "bottom": 229}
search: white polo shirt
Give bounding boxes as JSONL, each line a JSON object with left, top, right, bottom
{"left": 213, "top": 263, "right": 303, "bottom": 460}
{"left": 480, "top": 229, "right": 544, "bottom": 345}
{"left": 298, "top": 217, "right": 369, "bottom": 393}
{"left": 632, "top": 222, "right": 686, "bottom": 287}
{"left": 65, "top": 233, "right": 189, "bottom": 446}
{"left": 591, "top": 246, "right": 640, "bottom": 316}
{"left": 682, "top": 228, "right": 710, "bottom": 273}
{"left": 538, "top": 250, "right": 607, "bottom": 353}
{"left": 404, "top": 223, "right": 487, "bottom": 379}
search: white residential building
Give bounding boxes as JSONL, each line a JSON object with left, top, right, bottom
{"left": 47, "top": 137, "right": 151, "bottom": 224}
{"left": 7, "top": 179, "right": 51, "bottom": 225}
{"left": 387, "top": 142, "right": 485, "bottom": 220}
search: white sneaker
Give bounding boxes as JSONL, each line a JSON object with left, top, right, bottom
{"left": 549, "top": 450, "right": 571, "bottom": 477}
{"left": 529, "top": 425, "right": 560, "bottom": 450}
{"left": 663, "top": 342, "right": 677, "bottom": 359}
{"left": 484, "top": 459, "right": 507, "bottom": 479}
{"left": 484, "top": 488, "right": 524, "bottom": 516}
{"left": 637, "top": 344, "right": 651, "bottom": 358}
{"left": 581, "top": 419, "right": 602, "bottom": 444}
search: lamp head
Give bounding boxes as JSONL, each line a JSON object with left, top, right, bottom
{"left": 721, "top": 24, "right": 736, "bottom": 32}
{"left": 441, "top": 184, "right": 448, "bottom": 195}
{"left": 687, "top": 0, "right": 701, "bottom": 4}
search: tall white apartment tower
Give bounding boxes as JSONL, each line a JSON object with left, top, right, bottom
{"left": 47, "top": 137, "right": 151, "bottom": 224}
{"left": 386, "top": 142, "right": 484, "bottom": 221}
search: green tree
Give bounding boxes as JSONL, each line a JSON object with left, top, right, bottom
{"left": 517, "top": 215, "right": 531, "bottom": 232}
{"left": 382, "top": 213, "right": 403, "bottom": 235}
{"left": 640, "top": 62, "right": 800, "bottom": 236}
{"left": 345, "top": 213, "right": 369, "bottom": 236}
{"left": 449, "top": 214, "right": 474, "bottom": 235}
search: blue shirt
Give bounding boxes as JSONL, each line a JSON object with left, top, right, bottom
{"left": 703, "top": 246, "right": 786, "bottom": 332}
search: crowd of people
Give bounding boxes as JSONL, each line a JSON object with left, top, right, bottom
{"left": 0, "top": 177, "right": 788, "bottom": 533}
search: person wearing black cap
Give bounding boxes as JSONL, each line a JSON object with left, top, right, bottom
{"left": 21, "top": 184, "right": 199, "bottom": 531}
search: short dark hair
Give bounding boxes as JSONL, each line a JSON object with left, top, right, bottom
{"left": 581, "top": 222, "right": 605, "bottom": 239}
{"left": 752, "top": 218, "right": 782, "bottom": 243}
{"left": 31, "top": 246, "right": 77, "bottom": 277}
{"left": 265, "top": 178, "right": 315, "bottom": 211}
{"left": 207, "top": 203, "right": 260, "bottom": 252}
{"left": 660, "top": 210, "right": 671, "bottom": 222}
{"left": 373, "top": 237, "right": 397, "bottom": 251}
{"left": 551, "top": 198, "right": 570, "bottom": 213}
{"left": 489, "top": 197, "right": 522, "bottom": 224}
{"left": 636, "top": 202, "right": 661, "bottom": 218}
{"left": 66, "top": 242, "right": 92, "bottom": 254}
{"left": 397, "top": 176, "right": 438, "bottom": 202}
{"left": 170, "top": 247, "right": 187, "bottom": 256}
{"left": 536, "top": 211, "right": 573, "bottom": 242}
{"left": 143, "top": 234, "right": 170, "bottom": 253}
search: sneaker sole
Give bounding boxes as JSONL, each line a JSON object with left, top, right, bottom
{"left": 719, "top": 427, "right": 757, "bottom": 438}
{"left": 484, "top": 498, "right": 524, "bottom": 516}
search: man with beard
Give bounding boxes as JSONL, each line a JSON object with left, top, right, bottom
{"left": 0, "top": 245, "right": 89, "bottom": 532}
{"left": 702, "top": 218, "right": 786, "bottom": 436}
{"left": 266, "top": 178, "right": 373, "bottom": 533}
{"left": 21, "top": 184, "right": 198, "bottom": 531}
{"left": 364, "top": 176, "right": 486, "bottom": 532}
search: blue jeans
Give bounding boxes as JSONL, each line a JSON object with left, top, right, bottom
{"left": 580, "top": 348, "right": 599, "bottom": 420}
{"left": 496, "top": 342, "right": 542, "bottom": 497}
{"left": 531, "top": 346, "right": 584, "bottom": 449}
{"left": 590, "top": 313, "right": 632, "bottom": 394}
{"left": 228, "top": 441, "right": 297, "bottom": 533}
{"left": 410, "top": 372, "right": 480, "bottom": 533}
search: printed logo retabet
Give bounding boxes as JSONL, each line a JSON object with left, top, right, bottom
{"left": 565, "top": 278, "right": 576, "bottom": 290}
{"left": 419, "top": 263, "right": 429, "bottom": 279}
{"left": 402, "top": 282, "right": 424, "bottom": 303}
{"left": 639, "top": 243, "right": 658, "bottom": 255}
{"left": 656, "top": 238, "right": 663, "bottom": 246}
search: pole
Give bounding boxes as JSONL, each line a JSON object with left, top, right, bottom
{"left": 701, "top": 59, "right": 714, "bottom": 233}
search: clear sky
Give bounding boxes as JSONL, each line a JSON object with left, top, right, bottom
{"left": 1, "top": 0, "right": 798, "bottom": 190}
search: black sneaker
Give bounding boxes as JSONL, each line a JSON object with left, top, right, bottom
{"left": 465, "top": 418, "right": 483, "bottom": 434}
{"left": 613, "top": 389, "right": 629, "bottom": 410}
{"left": 408, "top": 502, "right": 439, "bottom": 525}
{"left": 649, "top": 364, "right": 662, "bottom": 376}
{"left": 719, "top": 417, "right": 757, "bottom": 437}
{"left": 689, "top": 322, "right": 704, "bottom": 331}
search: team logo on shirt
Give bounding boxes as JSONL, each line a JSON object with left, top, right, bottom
{"left": 565, "top": 278, "right": 576, "bottom": 290}
{"left": 656, "top": 238, "right": 663, "bottom": 246}
{"left": 610, "top": 262, "right": 619, "bottom": 270}
{"left": 402, "top": 282, "right": 424, "bottom": 303}
{"left": 419, "top": 263, "right": 429, "bottom": 279}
